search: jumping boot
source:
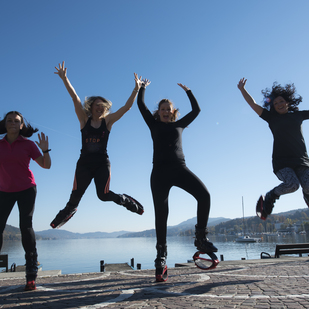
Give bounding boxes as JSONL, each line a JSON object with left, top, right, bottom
{"left": 262, "top": 189, "right": 279, "bottom": 219}
{"left": 154, "top": 244, "right": 168, "bottom": 282}
{"left": 25, "top": 250, "right": 38, "bottom": 291}
{"left": 120, "top": 194, "right": 144, "bottom": 215}
{"left": 50, "top": 203, "right": 77, "bottom": 229}
{"left": 194, "top": 225, "right": 218, "bottom": 253}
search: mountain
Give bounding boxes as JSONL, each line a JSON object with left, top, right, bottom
{"left": 118, "top": 217, "right": 230, "bottom": 238}
{"left": 3, "top": 225, "right": 21, "bottom": 241}
{"left": 35, "top": 229, "right": 129, "bottom": 240}
{"left": 3, "top": 217, "right": 230, "bottom": 240}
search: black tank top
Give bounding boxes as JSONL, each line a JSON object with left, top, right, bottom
{"left": 80, "top": 118, "right": 110, "bottom": 159}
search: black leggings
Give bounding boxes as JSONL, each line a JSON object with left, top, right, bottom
{"left": 67, "top": 158, "right": 121, "bottom": 208}
{"left": 151, "top": 164, "right": 210, "bottom": 246}
{"left": 0, "top": 186, "right": 37, "bottom": 254}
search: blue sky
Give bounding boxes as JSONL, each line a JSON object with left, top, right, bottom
{"left": 1, "top": 0, "right": 309, "bottom": 233}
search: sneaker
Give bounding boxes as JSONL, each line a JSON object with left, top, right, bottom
{"left": 50, "top": 206, "right": 77, "bottom": 229}
{"left": 24, "top": 280, "right": 36, "bottom": 291}
{"left": 121, "top": 194, "right": 144, "bottom": 215}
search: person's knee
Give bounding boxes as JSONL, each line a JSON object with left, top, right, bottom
{"left": 286, "top": 182, "right": 300, "bottom": 193}
{"left": 97, "top": 192, "right": 109, "bottom": 202}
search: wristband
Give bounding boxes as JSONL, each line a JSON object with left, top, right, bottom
{"left": 43, "top": 149, "right": 51, "bottom": 153}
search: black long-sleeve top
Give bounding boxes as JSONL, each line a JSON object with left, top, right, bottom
{"left": 260, "top": 108, "right": 309, "bottom": 173}
{"left": 137, "top": 87, "right": 200, "bottom": 166}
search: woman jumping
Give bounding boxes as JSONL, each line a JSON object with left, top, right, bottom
{"left": 238, "top": 78, "right": 309, "bottom": 220}
{"left": 137, "top": 77, "right": 217, "bottom": 281}
{"left": 50, "top": 62, "right": 143, "bottom": 229}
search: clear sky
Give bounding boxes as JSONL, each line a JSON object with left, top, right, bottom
{"left": 1, "top": 0, "right": 309, "bottom": 233}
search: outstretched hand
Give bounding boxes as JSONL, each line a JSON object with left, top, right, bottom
{"left": 178, "top": 83, "right": 190, "bottom": 91}
{"left": 237, "top": 78, "right": 247, "bottom": 90}
{"left": 135, "top": 73, "right": 151, "bottom": 89}
{"left": 54, "top": 61, "right": 67, "bottom": 79}
{"left": 36, "top": 132, "right": 49, "bottom": 152}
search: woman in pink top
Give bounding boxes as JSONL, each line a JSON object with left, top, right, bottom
{"left": 0, "top": 111, "right": 51, "bottom": 291}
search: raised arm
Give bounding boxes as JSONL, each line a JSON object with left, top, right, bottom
{"left": 54, "top": 61, "right": 88, "bottom": 128}
{"left": 105, "top": 73, "right": 141, "bottom": 131}
{"left": 35, "top": 132, "right": 51, "bottom": 169}
{"left": 137, "top": 77, "right": 154, "bottom": 126}
{"left": 177, "top": 83, "right": 201, "bottom": 126}
{"left": 237, "top": 78, "right": 263, "bottom": 116}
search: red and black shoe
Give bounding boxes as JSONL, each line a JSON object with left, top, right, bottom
{"left": 121, "top": 194, "right": 144, "bottom": 215}
{"left": 155, "top": 244, "right": 168, "bottom": 282}
{"left": 155, "top": 265, "right": 168, "bottom": 282}
{"left": 256, "top": 191, "right": 278, "bottom": 221}
{"left": 256, "top": 195, "right": 267, "bottom": 220}
{"left": 24, "top": 280, "right": 36, "bottom": 291}
{"left": 50, "top": 205, "right": 77, "bottom": 229}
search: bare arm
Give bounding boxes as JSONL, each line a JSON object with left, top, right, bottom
{"left": 35, "top": 133, "right": 51, "bottom": 169}
{"left": 54, "top": 61, "right": 88, "bottom": 129}
{"left": 237, "top": 78, "right": 263, "bottom": 116}
{"left": 105, "top": 73, "right": 141, "bottom": 131}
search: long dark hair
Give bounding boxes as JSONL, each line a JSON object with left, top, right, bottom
{"left": 0, "top": 111, "right": 38, "bottom": 137}
{"left": 262, "top": 82, "right": 302, "bottom": 112}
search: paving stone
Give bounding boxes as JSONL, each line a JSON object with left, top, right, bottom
{"left": 1, "top": 257, "right": 309, "bottom": 308}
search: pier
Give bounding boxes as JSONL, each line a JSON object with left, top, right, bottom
{"left": 1, "top": 257, "right": 309, "bottom": 308}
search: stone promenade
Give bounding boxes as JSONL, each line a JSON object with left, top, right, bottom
{"left": 1, "top": 257, "right": 309, "bottom": 308}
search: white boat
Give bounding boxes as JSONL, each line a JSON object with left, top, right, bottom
{"left": 236, "top": 235, "right": 261, "bottom": 243}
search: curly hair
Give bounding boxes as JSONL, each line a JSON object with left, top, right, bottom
{"left": 83, "top": 96, "right": 112, "bottom": 117}
{"left": 0, "top": 111, "right": 38, "bottom": 137}
{"left": 153, "top": 99, "right": 180, "bottom": 122}
{"left": 262, "top": 82, "right": 302, "bottom": 112}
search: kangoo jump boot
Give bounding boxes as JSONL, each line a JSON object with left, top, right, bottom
{"left": 50, "top": 203, "right": 77, "bottom": 229}
{"left": 155, "top": 244, "right": 168, "bottom": 282}
{"left": 120, "top": 194, "right": 144, "bottom": 215}
{"left": 25, "top": 250, "right": 38, "bottom": 291}
{"left": 262, "top": 190, "right": 279, "bottom": 218}
{"left": 194, "top": 225, "right": 218, "bottom": 253}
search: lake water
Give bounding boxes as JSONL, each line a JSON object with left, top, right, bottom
{"left": 1, "top": 234, "right": 308, "bottom": 274}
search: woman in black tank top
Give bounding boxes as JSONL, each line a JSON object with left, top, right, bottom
{"left": 50, "top": 62, "right": 144, "bottom": 229}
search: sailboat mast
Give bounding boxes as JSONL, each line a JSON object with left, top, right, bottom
{"left": 242, "top": 196, "right": 245, "bottom": 236}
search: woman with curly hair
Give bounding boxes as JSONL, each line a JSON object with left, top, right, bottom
{"left": 0, "top": 111, "right": 51, "bottom": 290}
{"left": 50, "top": 62, "right": 144, "bottom": 229}
{"left": 137, "top": 77, "right": 217, "bottom": 281}
{"left": 238, "top": 78, "right": 309, "bottom": 220}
